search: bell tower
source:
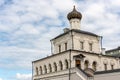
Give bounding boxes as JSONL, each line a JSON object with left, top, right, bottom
{"left": 51, "top": 6, "right": 101, "bottom": 54}
{"left": 67, "top": 6, "right": 82, "bottom": 30}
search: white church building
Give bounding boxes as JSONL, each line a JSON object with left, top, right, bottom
{"left": 32, "top": 6, "right": 120, "bottom": 80}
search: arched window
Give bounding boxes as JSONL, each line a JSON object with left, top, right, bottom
{"left": 54, "top": 62, "right": 57, "bottom": 72}
{"left": 84, "top": 60, "right": 89, "bottom": 69}
{"left": 110, "top": 60, "right": 114, "bottom": 70}
{"left": 104, "top": 64, "right": 107, "bottom": 71}
{"left": 65, "top": 59, "right": 69, "bottom": 69}
{"left": 36, "top": 67, "right": 39, "bottom": 75}
{"left": 92, "top": 61, "right": 97, "bottom": 71}
{"left": 40, "top": 66, "right": 42, "bottom": 74}
{"left": 44, "top": 65, "right": 47, "bottom": 74}
{"left": 111, "top": 65, "right": 114, "bottom": 70}
{"left": 49, "top": 64, "right": 52, "bottom": 72}
{"left": 59, "top": 61, "right": 63, "bottom": 70}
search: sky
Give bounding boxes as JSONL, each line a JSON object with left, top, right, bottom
{"left": 0, "top": 0, "right": 120, "bottom": 80}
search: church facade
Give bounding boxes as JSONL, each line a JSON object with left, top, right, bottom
{"left": 32, "top": 6, "right": 120, "bottom": 80}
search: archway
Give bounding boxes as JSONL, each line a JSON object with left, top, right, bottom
{"left": 84, "top": 60, "right": 89, "bottom": 69}
{"left": 44, "top": 65, "right": 47, "bottom": 73}
{"left": 59, "top": 61, "right": 63, "bottom": 70}
{"left": 65, "top": 59, "right": 69, "bottom": 69}
{"left": 54, "top": 62, "right": 57, "bottom": 72}
{"left": 40, "top": 66, "right": 42, "bottom": 74}
{"left": 48, "top": 64, "right": 52, "bottom": 72}
{"left": 92, "top": 61, "right": 97, "bottom": 71}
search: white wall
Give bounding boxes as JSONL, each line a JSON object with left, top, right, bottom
{"left": 95, "top": 71, "right": 120, "bottom": 80}
{"left": 73, "top": 32, "right": 101, "bottom": 54}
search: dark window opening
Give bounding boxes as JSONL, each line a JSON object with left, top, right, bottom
{"left": 80, "top": 42, "right": 84, "bottom": 50}
{"left": 59, "top": 45, "right": 61, "bottom": 53}
{"left": 65, "top": 43, "right": 67, "bottom": 51}
{"left": 76, "top": 60, "right": 81, "bottom": 69}
{"left": 89, "top": 43, "right": 93, "bottom": 51}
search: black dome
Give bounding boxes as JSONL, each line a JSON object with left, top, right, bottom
{"left": 67, "top": 6, "right": 82, "bottom": 20}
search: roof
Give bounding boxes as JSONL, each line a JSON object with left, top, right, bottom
{"left": 73, "top": 54, "right": 85, "bottom": 59}
{"left": 51, "top": 29, "right": 100, "bottom": 41}
{"left": 95, "top": 69, "right": 120, "bottom": 75}
{"left": 106, "top": 46, "right": 120, "bottom": 53}
{"left": 32, "top": 50, "right": 70, "bottom": 63}
{"left": 109, "top": 53, "right": 120, "bottom": 57}
{"left": 73, "top": 50, "right": 117, "bottom": 58}
{"left": 32, "top": 49, "right": 117, "bottom": 63}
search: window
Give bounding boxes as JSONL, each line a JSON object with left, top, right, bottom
{"left": 84, "top": 60, "right": 89, "bottom": 69}
{"left": 89, "top": 43, "right": 93, "bottom": 51}
{"left": 92, "top": 61, "right": 97, "bottom": 71}
{"left": 59, "top": 61, "right": 63, "bottom": 70}
{"left": 44, "top": 65, "right": 47, "bottom": 74}
{"left": 65, "top": 59, "right": 69, "bottom": 69}
{"left": 36, "top": 67, "right": 39, "bottom": 75}
{"left": 40, "top": 66, "right": 42, "bottom": 74}
{"left": 80, "top": 42, "right": 84, "bottom": 50}
{"left": 49, "top": 64, "right": 52, "bottom": 73}
{"left": 65, "top": 43, "right": 67, "bottom": 51}
{"left": 54, "top": 62, "right": 57, "bottom": 72}
{"left": 58, "top": 45, "right": 61, "bottom": 53}
{"left": 104, "top": 64, "right": 107, "bottom": 71}
{"left": 75, "top": 60, "right": 81, "bottom": 69}
{"left": 111, "top": 65, "right": 114, "bottom": 70}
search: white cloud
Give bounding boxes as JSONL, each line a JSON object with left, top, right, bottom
{"left": 16, "top": 73, "right": 31, "bottom": 80}
{"left": 109, "top": 0, "right": 120, "bottom": 7}
{"left": 0, "top": 78, "right": 3, "bottom": 80}
{"left": 18, "top": 24, "right": 40, "bottom": 35}
{"left": 0, "top": 46, "right": 49, "bottom": 70}
{"left": 0, "top": 0, "right": 120, "bottom": 79}
{"left": 79, "top": 0, "right": 120, "bottom": 49}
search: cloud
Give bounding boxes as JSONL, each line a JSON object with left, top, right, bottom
{"left": 77, "top": 0, "right": 120, "bottom": 49}
{"left": 0, "top": 1, "right": 74, "bottom": 80}
{"left": 0, "top": 0, "right": 120, "bottom": 79}
{"left": 16, "top": 73, "right": 31, "bottom": 80}
{"left": 17, "top": 24, "right": 40, "bottom": 35}
{"left": 0, "top": 46, "right": 49, "bottom": 70}
{"left": 0, "top": 78, "right": 3, "bottom": 80}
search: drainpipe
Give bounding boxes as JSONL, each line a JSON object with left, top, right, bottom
{"left": 69, "top": 49, "right": 71, "bottom": 80}
{"left": 32, "top": 62, "right": 33, "bottom": 80}
{"left": 69, "top": 30, "right": 73, "bottom": 80}
{"left": 71, "top": 30, "right": 74, "bottom": 50}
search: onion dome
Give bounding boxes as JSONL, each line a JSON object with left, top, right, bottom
{"left": 67, "top": 6, "right": 82, "bottom": 20}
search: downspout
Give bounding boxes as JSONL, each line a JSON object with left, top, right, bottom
{"left": 71, "top": 30, "right": 74, "bottom": 50}
{"left": 32, "top": 62, "right": 33, "bottom": 80}
{"left": 69, "top": 49, "right": 71, "bottom": 80}
{"left": 69, "top": 30, "right": 73, "bottom": 80}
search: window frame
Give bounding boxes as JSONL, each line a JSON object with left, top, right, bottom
{"left": 58, "top": 45, "right": 61, "bottom": 53}
{"left": 89, "top": 43, "right": 93, "bottom": 51}
{"left": 65, "top": 42, "right": 67, "bottom": 51}
{"left": 80, "top": 41, "right": 84, "bottom": 50}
